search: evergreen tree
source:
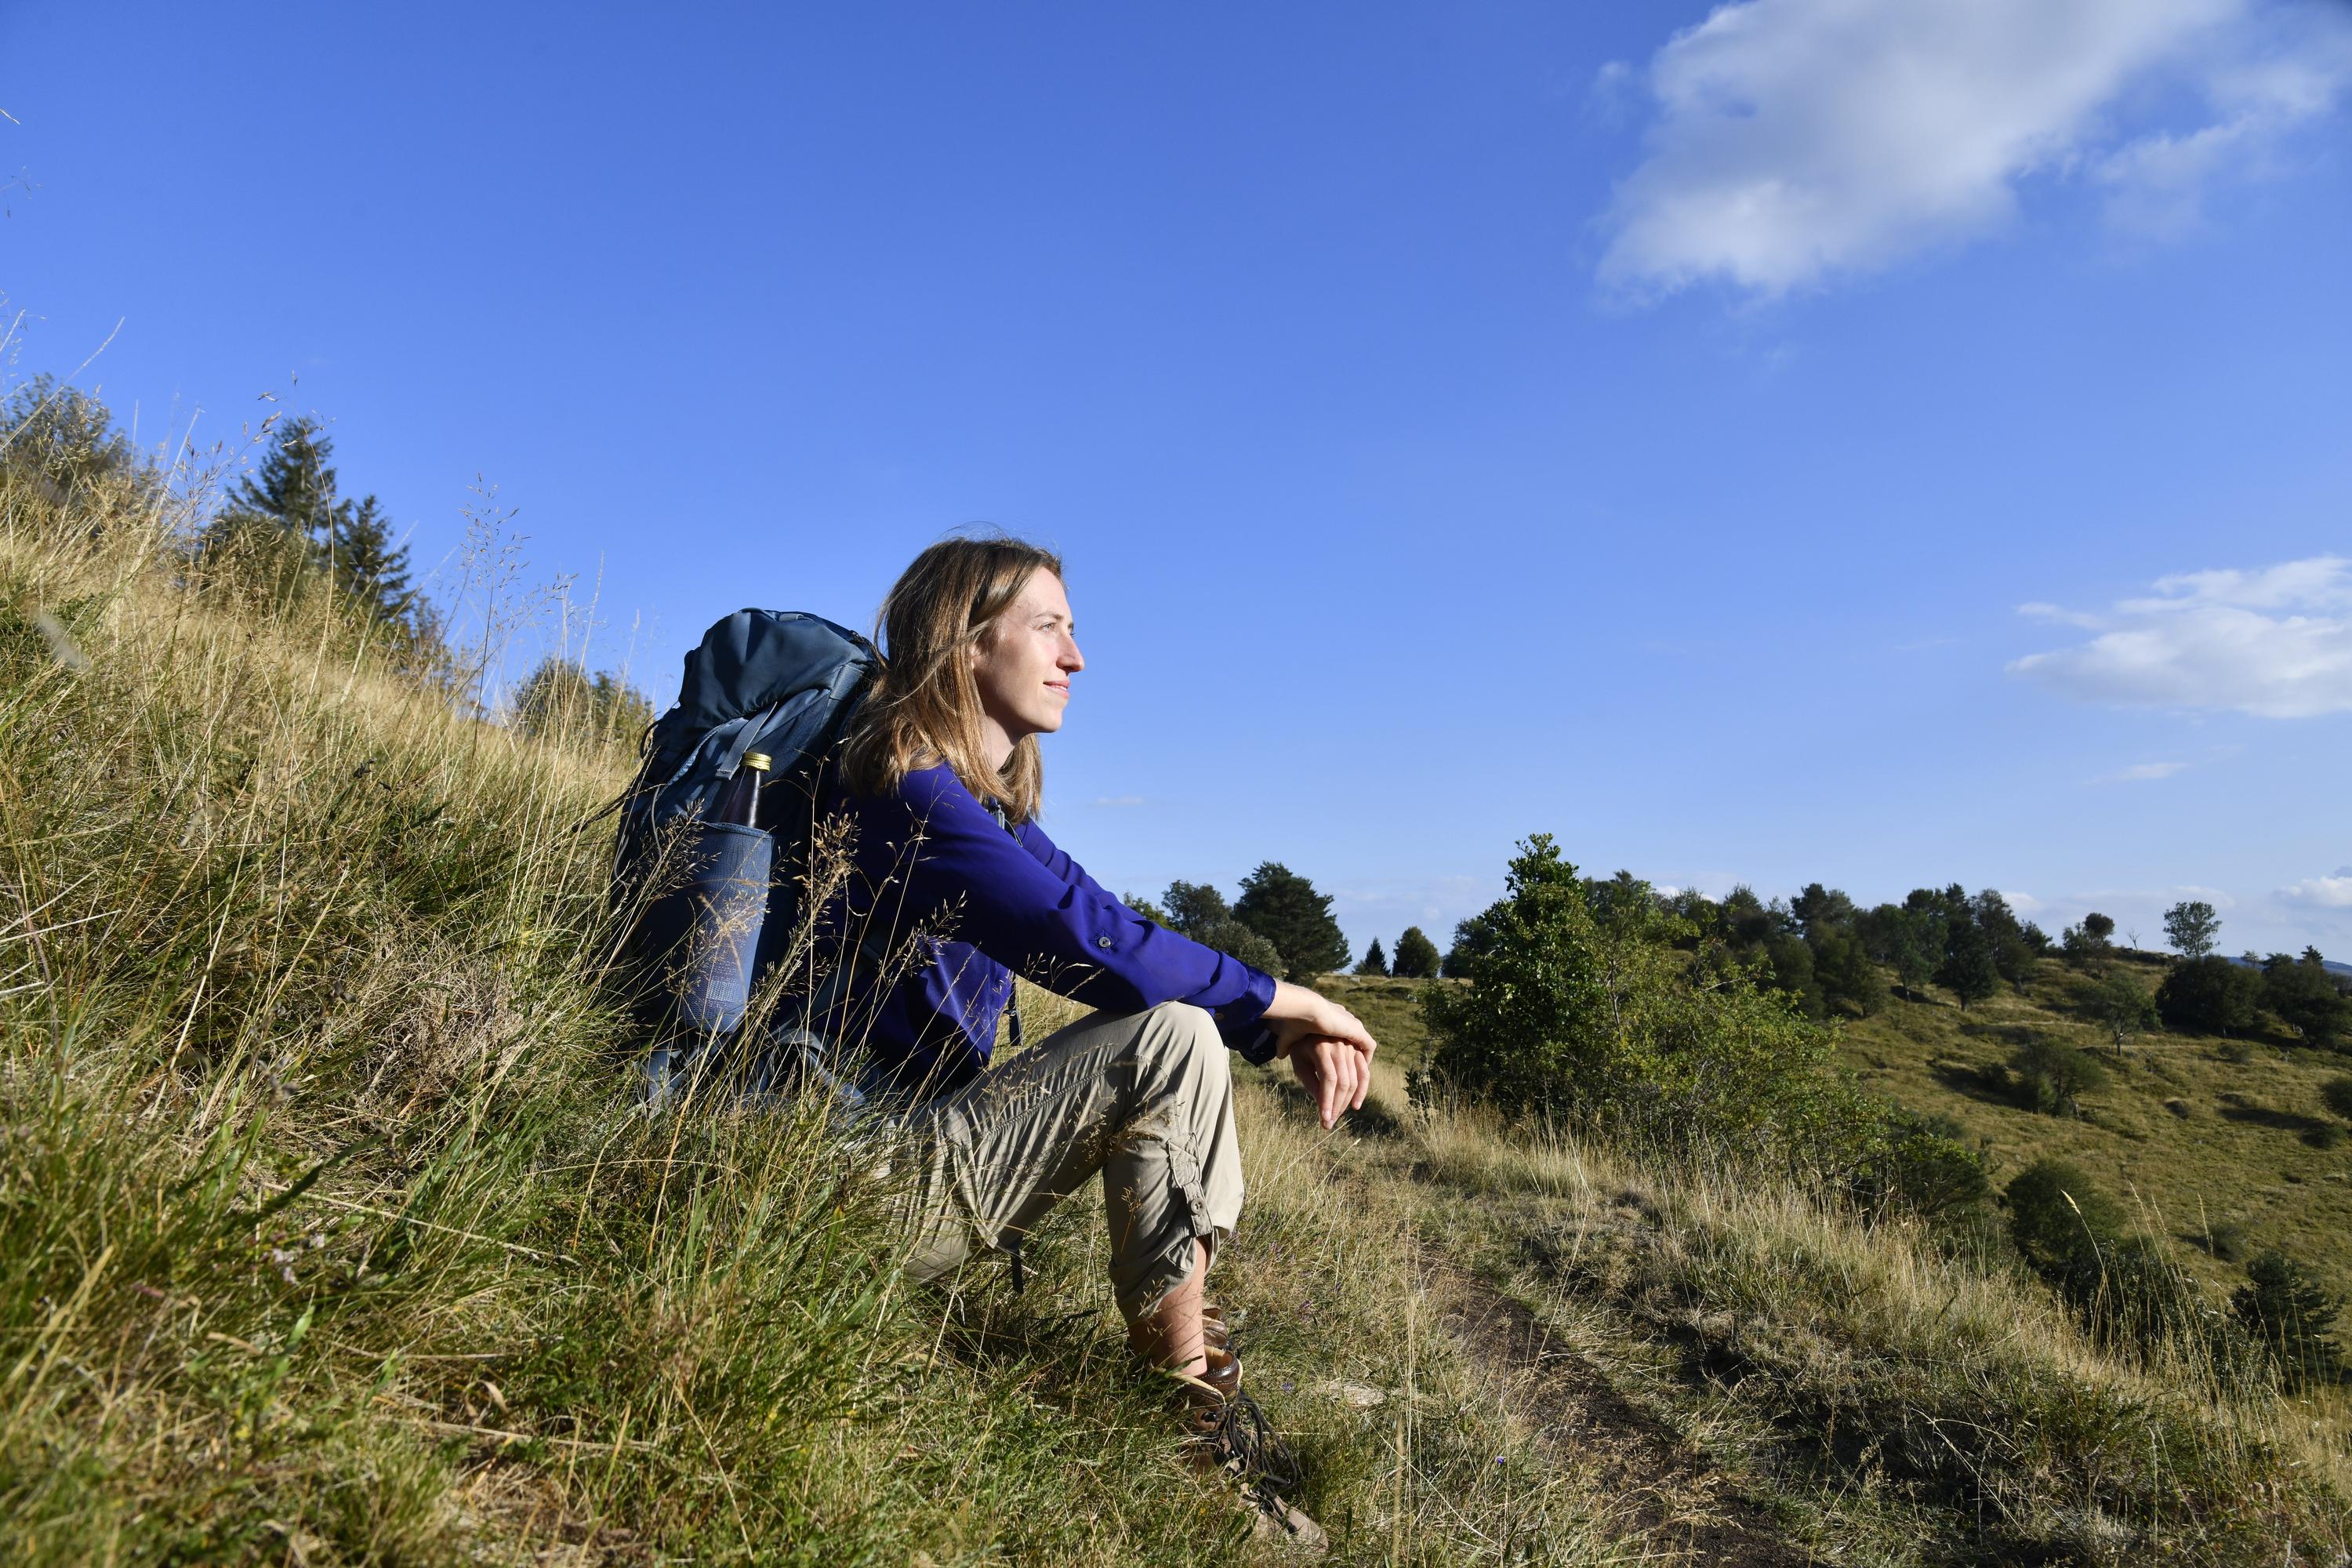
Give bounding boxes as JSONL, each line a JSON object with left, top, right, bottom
{"left": 200, "top": 416, "right": 343, "bottom": 606}
{"left": 1809, "top": 927, "right": 1889, "bottom": 1016}
{"left": 327, "top": 492, "right": 416, "bottom": 626}
{"left": 218, "top": 416, "right": 342, "bottom": 547}
{"left": 2163, "top": 900, "right": 2222, "bottom": 960}
{"left": 1892, "top": 906, "right": 1946, "bottom": 1000}
{"left": 1232, "top": 862, "right": 1350, "bottom": 980}
{"left": 1354, "top": 938, "right": 1388, "bottom": 976}
{"left": 2234, "top": 1250, "right": 2347, "bottom": 1392}
{"left": 515, "top": 657, "right": 656, "bottom": 750}
{"left": 1391, "top": 926, "right": 1441, "bottom": 980}
{"left": 1790, "top": 881, "right": 1856, "bottom": 937}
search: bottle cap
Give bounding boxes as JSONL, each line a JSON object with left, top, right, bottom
{"left": 742, "top": 752, "right": 773, "bottom": 771}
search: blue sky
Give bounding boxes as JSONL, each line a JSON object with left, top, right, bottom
{"left": 5, "top": 0, "right": 2350, "bottom": 960}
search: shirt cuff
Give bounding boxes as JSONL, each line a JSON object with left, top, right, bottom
{"left": 1213, "top": 964, "right": 1280, "bottom": 1063}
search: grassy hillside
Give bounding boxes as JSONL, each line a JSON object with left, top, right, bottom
{"left": 1833, "top": 958, "right": 2352, "bottom": 1310}
{"left": 2, "top": 449, "right": 2346, "bottom": 1563}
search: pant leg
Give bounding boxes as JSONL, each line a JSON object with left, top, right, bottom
{"left": 898, "top": 1000, "right": 1243, "bottom": 1321}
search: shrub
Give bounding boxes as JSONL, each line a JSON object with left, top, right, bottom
{"left": 2204, "top": 1220, "right": 2252, "bottom": 1263}
{"left": 2006, "top": 1037, "right": 2108, "bottom": 1116}
{"left": 2156, "top": 956, "right": 2265, "bottom": 1036}
{"left": 2263, "top": 952, "right": 2351, "bottom": 1049}
{"left": 1849, "top": 1106, "right": 1997, "bottom": 1243}
{"left": 2233, "top": 1250, "right": 2348, "bottom": 1392}
{"left": 1420, "top": 837, "right": 1836, "bottom": 1160}
{"left": 2004, "top": 1163, "right": 2209, "bottom": 1355}
{"left": 2004, "top": 1160, "right": 2124, "bottom": 1277}
{"left": 2322, "top": 1074, "right": 2352, "bottom": 1123}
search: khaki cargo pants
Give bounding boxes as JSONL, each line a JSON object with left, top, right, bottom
{"left": 897, "top": 1000, "right": 1243, "bottom": 1321}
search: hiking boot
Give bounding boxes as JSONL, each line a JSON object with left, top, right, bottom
{"left": 1174, "top": 1352, "right": 1328, "bottom": 1555}
{"left": 1202, "top": 1302, "right": 1232, "bottom": 1351}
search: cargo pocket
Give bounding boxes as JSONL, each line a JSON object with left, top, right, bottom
{"left": 1120, "top": 1142, "right": 1216, "bottom": 1320}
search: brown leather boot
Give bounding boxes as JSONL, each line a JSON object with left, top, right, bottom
{"left": 1173, "top": 1351, "right": 1328, "bottom": 1555}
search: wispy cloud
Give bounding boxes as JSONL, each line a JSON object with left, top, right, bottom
{"left": 2094, "top": 760, "right": 2191, "bottom": 783}
{"left": 2009, "top": 555, "right": 2352, "bottom": 717}
{"left": 1594, "top": 0, "right": 2352, "bottom": 298}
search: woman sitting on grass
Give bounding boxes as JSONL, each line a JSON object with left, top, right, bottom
{"left": 811, "top": 534, "right": 1376, "bottom": 1519}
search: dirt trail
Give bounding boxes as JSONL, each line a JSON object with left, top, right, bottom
{"left": 1432, "top": 1262, "right": 1818, "bottom": 1567}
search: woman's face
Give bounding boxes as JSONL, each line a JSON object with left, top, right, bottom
{"left": 971, "top": 569, "right": 1083, "bottom": 744}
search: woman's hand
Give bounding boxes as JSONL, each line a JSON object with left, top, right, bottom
{"left": 1286, "top": 1034, "right": 1370, "bottom": 1129}
{"left": 1261, "top": 980, "right": 1377, "bottom": 1129}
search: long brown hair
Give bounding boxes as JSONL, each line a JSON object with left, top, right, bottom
{"left": 840, "top": 534, "right": 1065, "bottom": 822}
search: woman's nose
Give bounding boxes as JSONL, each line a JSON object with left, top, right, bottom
{"left": 1062, "top": 635, "right": 1084, "bottom": 671}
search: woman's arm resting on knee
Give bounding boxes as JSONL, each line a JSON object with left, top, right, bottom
{"left": 1261, "top": 980, "right": 1377, "bottom": 1057}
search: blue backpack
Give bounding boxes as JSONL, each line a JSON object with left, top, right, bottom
{"left": 611, "top": 609, "right": 878, "bottom": 1044}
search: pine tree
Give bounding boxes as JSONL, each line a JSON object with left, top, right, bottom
{"left": 1232, "top": 862, "right": 1350, "bottom": 981}
{"left": 1391, "top": 926, "right": 1442, "bottom": 979}
{"left": 2234, "top": 1250, "right": 2347, "bottom": 1392}
{"left": 219, "top": 416, "right": 342, "bottom": 547}
{"left": 200, "top": 416, "right": 341, "bottom": 604}
{"left": 327, "top": 493, "right": 415, "bottom": 626}
{"left": 1354, "top": 938, "right": 1388, "bottom": 976}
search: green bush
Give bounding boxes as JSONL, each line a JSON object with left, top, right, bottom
{"left": 2204, "top": 1220, "right": 2252, "bottom": 1264}
{"left": 2003, "top": 1162, "right": 2209, "bottom": 1356}
{"left": 2157, "top": 956, "right": 2265, "bottom": 1036}
{"left": 1848, "top": 1106, "right": 1998, "bottom": 1246}
{"left": 2262, "top": 951, "right": 2350, "bottom": 1049}
{"left": 2004, "top": 1160, "right": 2124, "bottom": 1276}
{"left": 2005, "top": 1036, "right": 2109, "bottom": 1116}
{"left": 1420, "top": 836, "right": 1837, "bottom": 1160}
{"left": 2322, "top": 1074, "right": 2352, "bottom": 1123}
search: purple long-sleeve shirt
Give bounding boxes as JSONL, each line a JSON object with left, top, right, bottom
{"left": 809, "top": 762, "right": 1279, "bottom": 1094}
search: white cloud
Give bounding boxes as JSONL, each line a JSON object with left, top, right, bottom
{"left": 1087, "top": 795, "right": 1149, "bottom": 808}
{"left": 2279, "top": 875, "right": 2352, "bottom": 909}
{"left": 2009, "top": 555, "right": 2352, "bottom": 717}
{"left": 2096, "top": 760, "right": 2191, "bottom": 782}
{"left": 1595, "top": 0, "right": 2352, "bottom": 297}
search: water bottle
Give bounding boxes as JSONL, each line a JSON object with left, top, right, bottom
{"left": 713, "top": 751, "right": 771, "bottom": 829}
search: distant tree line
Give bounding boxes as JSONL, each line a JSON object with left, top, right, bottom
{"left": 1127, "top": 862, "right": 1355, "bottom": 983}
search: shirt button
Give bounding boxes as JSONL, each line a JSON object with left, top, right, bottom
{"left": 1096, "top": 935, "right": 1114, "bottom": 949}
